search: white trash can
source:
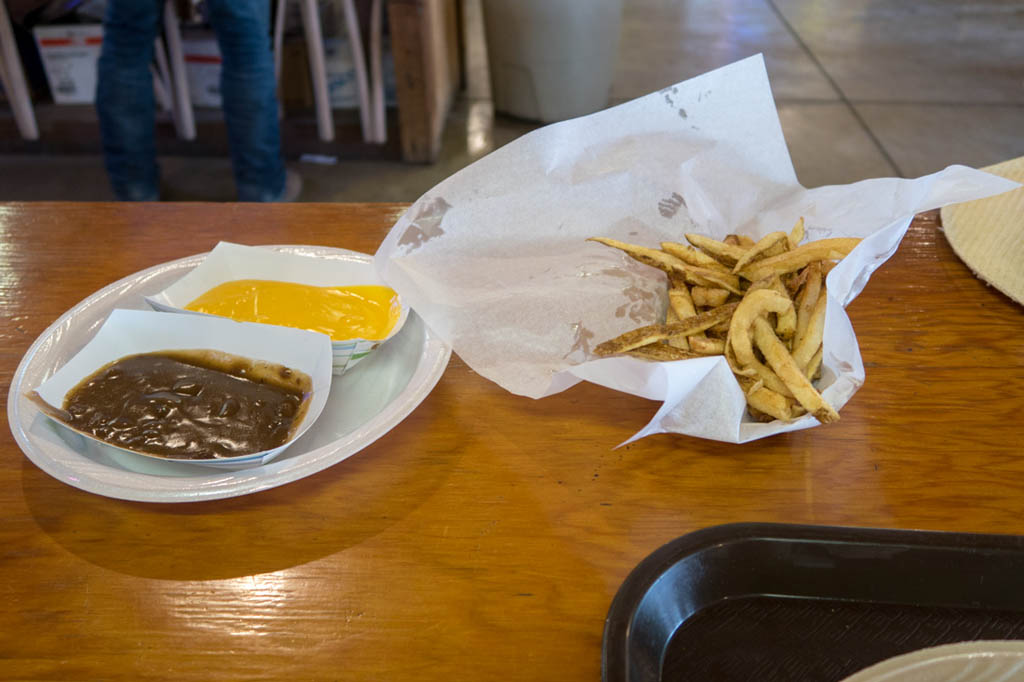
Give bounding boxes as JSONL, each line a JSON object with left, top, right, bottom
{"left": 482, "top": 0, "right": 623, "bottom": 123}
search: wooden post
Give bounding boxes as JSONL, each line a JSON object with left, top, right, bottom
{"left": 387, "top": 0, "right": 460, "bottom": 162}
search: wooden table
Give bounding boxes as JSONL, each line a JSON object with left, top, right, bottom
{"left": 2, "top": 203, "right": 1023, "bottom": 681}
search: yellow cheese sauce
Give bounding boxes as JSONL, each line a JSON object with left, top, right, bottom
{"left": 184, "top": 280, "right": 401, "bottom": 341}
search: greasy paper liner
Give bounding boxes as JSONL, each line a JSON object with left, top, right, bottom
{"left": 375, "top": 54, "right": 1020, "bottom": 443}
{"left": 146, "top": 242, "right": 409, "bottom": 374}
{"left": 32, "top": 309, "right": 334, "bottom": 468}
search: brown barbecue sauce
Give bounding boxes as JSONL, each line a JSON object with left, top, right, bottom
{"left": 61, "top": 350, "right": 311, "bottom": 460}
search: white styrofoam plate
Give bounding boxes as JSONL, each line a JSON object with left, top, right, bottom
{"left": 8, "top": 246, "right": 451, "bottom": 502}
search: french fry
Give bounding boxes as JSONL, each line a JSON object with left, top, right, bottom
{"left": 665, "top": 303, "right": 689, "bottom": 350}
{"left": 706, "top": 319, "right": 731, "bottom": 337}
{"left": 668, "top": 284, "right": 698, "bottom": 319}
{"left": 747, "top": 360, "right": 795, "bottom": 398}
{"left": 727, "top": 289, "right": 794, "bottom": 367}
{"left": 626, "top": 344, "right": 702, "bottom": 362}
{"left": 752, "top": 317, "right": 838, "bottom": 423}
{"left": 587, "top": 237, "right": 688, "bottom": 276}
{"left": 724, "top": 342, "right": 756, "bottom": 377}
{"left": 668, "top": 284, "right": 700, "bottom": 349}
{"left": 691, "top": 286, "right": 731, "bottom": 308}
{"left": 732, "top": 231, "right": 789, "bottom": 274}
{"left": 739, "top": 238, "right": 861, "bottom": 281}
{"left": 784, "top": 266, "right": 810, "bottom": 296}
{"left": 746, "top": 275, "right": 796, "bottom": 340}
{"left": 788, "top": 217, "right": 805, "bottom": 249}
{"left": 792, "top": 291, "right": 827, "bottom": 369}
{"left": 689, "top": 336, "right": 726, "bottom": 355}
{"left": 660, "top": 242, "right": 733, "bottom": 274}
{"left": 767, "top": 278, "right": 797, "bottom": 341}
{"left": 736, "top": 235, "right": 756, "bottom": 248}
{"left": 745, "top": 275, "right": 779, "bottom": 294}
{"left": 725, "top": 340, "right": 793, "bottom": 397}
{"left": 805, "top": 346, "right": 823, "bottom": 380}
{"left": 723, "top": 235, "right": 741, "bottom": 247}
{"left": 595, "top": 304, "right": 738, "bottom": 356}
{"left": 664, "top": 303, "right": 738, "bottom": 342}
{"left": 746, "top": 406, "right": 776, "bottom": 423}
{"left": 762, "top": 238, "right": 790, "bottom": 260}
{"left": 676, "top": 264, "right": 744, "bottom": 294}
{"left": 736, "top": 374, "right": 794, "bottom": 422}
{"left": 793, "top": 261, "right": 822, "bottom": 346}
{"left": 685, "top": 233, "right": 747, "bottom": 267}
{"left": 594, "top": 323, "right": 670, "bottom": 355}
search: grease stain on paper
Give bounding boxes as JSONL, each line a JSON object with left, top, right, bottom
{"left": 599, "top": 266, "right": 643, "bottom": 281}
{"left": 658, "top": 192, "right": 686, "bottom": 218}
{"left": 660, "top": 85, "right": 679, "bottom": 106}
{"left": 615, "top": 286, "right": 658, "bottom": 323}
{"left": 564, "top": 322, "right": 596, "bottom": 361}
{"left": 398, "top": 197, "right": 451, "bottom": 250}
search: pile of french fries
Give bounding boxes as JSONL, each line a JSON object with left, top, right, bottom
{"left": 589, "top": 220, "right": 861, "bottom": 424}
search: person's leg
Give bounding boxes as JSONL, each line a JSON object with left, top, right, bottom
{"left": 206, "top": 0, "right": 286, "bottom": 202}
{"left": 96, "top": 0, "right": 162, "bottom": 201}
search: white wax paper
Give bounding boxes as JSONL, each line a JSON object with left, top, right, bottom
{"left": 374, "top": 55, "right": 1020, "bottom": 443}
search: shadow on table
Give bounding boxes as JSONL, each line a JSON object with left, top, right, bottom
{"left": 20, "top": 399, "right": 464, "bottom": 580}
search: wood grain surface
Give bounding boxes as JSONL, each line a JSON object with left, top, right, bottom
{"left": 1, "top": 203, "right": 1022, "bottom": 681}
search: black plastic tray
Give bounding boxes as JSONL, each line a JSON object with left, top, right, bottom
{"left": 603, "top": 523, "right": 1024, "bottom": 682}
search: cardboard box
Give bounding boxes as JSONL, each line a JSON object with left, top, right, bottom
{"left": 182, "top": 35, "right": 223, "bottom": 108}
{"left": 188, "top": 32, "right": 397, "bottom": 112}
{"left": 323, "top": 37, "right": 359, "bottom": 109}
{"left": 324, "top": 36, "right": 396, "bottom": 109}
{"left": 33, "top": 24, "right": 103, "bottom": 104}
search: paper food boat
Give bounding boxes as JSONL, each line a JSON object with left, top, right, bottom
{"left": 31, "top": 309, "right": 334, "bottom": 468}
{"left": 145, "top": 242, "right": 409, "bottom": 374}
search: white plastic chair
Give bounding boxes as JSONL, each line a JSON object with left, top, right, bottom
{"left": 160, "top": 0, "right": 195, "bottom": 140}
{"left": 273, "top": 0, "right": 376, "bottom": 143}
{"left": 0, "top": 0, "right": 39, "bottom": 140}
{"left": 367, "top": 0, "right": 385, "bottom": 143}
{"left": 152, "top": 37, "right": 177, "bottom": 125}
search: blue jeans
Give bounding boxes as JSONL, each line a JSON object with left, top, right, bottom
{"left": 96, "top": 0, "right": 285, "bottom": 201}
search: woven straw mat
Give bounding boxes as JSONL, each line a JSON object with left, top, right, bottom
{"left": 940, "top": 156, "right": 1024, "bottom": 306}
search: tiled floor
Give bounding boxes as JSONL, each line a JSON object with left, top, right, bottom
{"left": 613, "top": 0, "right": 1024, "bottom": 185}
{"left": 1, "top": 0, "right": 1021, "bottom": 201}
